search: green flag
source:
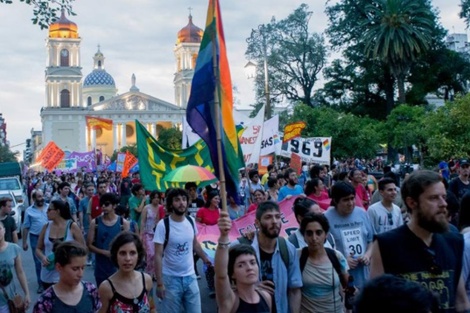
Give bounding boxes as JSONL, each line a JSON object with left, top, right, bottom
{"left": 135, "top": 120, "right": 216, "bottom": 191}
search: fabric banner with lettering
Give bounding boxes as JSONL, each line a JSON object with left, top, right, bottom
{"left": 38, "top": 141, "right": 65, "bottom": 172}
{"left": 69, "top": 151, "right": 96, "bottom": 172}
{"left": 239, "top": 104, "right": 265, "bottom": 164}
{"left": 260, "top": 115, "right": 281, "bottom": 156}
{"left": 136, "top": 120, "right": 217, "bottom": 192}
{"left": 280, "top": 137, "right": 332, "bottom": 165}
{"left": 121, "top": 152, "right": 138, "bottom": 178}
{"left": 196, "top": 197, "right": 299, "bottom": 259}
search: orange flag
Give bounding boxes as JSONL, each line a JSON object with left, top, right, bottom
{"left": 86, "top": 116, "right": 113, "bottom": 131}
{"left": 283, "top": 121, "right": 306, "bottom": 143}
{"left": 38, "top": 141, "right": 65, "bottom": 171}
{"left": 121, "top": 151, "right": 138, "bottom": 178}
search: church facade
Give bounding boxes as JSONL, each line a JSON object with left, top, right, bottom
{"left": 38, "top": 11, "right": 204, "bottom": 158}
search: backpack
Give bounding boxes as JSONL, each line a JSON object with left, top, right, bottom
{"left": 299, "top": 247, "right": 347, "bottom": 288}
{"left": 163, "top": 215, "right": 196, "bottom": 251}
{"left": 238, "top": 236, "right": 290, "bottom": 270}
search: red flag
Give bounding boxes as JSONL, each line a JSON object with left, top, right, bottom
{"left": 122, "top": 151, "right": 138, "bottom": 178}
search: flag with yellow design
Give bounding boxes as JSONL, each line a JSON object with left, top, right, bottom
{"left": 135, "top": 120, "right": 217, "bottom": 191}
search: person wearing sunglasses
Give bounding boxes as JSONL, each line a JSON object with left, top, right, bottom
{"left": 87, "top": 193, "right": 130, "bottom": 287}
{"left": 370, "top": 170, "right": 470, "bottom": 313}
{"left": 367, "top": 178, "right": 403, "bottom": 235}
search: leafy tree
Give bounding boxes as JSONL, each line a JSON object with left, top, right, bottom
{"left": 423, "top": 94, "right": 470, "bottom": 163}
{"left": 287, "top": 105, "right": 382, "bottom": 159}
{"left": 0, "top": 145, "right": 19, "bottom": 163}
{"left": 361, "top": 0, "right": 435, "bottom": 104}
{"left": 246, "top": 4, "right": 327, "bottom": 109}
{"left": 382, "top": 104, "right": 427, "bottom": 164}
{"left": 157, "top": 127, "right": 182, "bottom": 150}
{"left": 460, "top": 0, "right": 470, "bottom": 27}
{"left": 0, "top": 0, "right": 75, "bottom": 29}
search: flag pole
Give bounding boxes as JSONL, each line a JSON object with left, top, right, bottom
{"left": 212, "top": 21, "right": 228, "bottom": 212}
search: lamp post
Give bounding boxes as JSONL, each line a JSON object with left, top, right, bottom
{"left": 244, "top": 25, "right": 271, "bottom": 120}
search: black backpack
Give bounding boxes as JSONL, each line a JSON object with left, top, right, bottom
{"left": 299, "top": 247, "right": 347, "bottom": 288}
{"left": 163, "top": 215, "right": 196, "bottom": 251}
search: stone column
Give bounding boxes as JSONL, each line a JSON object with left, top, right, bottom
{"left": 113, "top": 123, "right": 118, "bottom": 152}
{"left": 121, "top": 123, "right": 127, "bottom": 148}
{"left": 150, "top": 123, "right": 156, "bottom": 137}
{"left": 90, "top": 128, "right": 96, "bottom": 150}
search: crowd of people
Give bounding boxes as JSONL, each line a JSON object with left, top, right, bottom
{"left": 0, "top": 157, "right": 468, "bottom": 312}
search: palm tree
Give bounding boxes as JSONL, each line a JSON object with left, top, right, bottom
{"left": 362, "top": 0, "right": 434, "bottom": 106}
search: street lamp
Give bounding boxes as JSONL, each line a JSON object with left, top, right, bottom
{"left": 244, "top": 25, "right": 271, "bottom": 120}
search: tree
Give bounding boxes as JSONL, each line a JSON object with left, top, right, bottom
{"left": 287, "top": 105, "right": 382, "bottom": 159}
{"left": 0, "top": 145, "right": 19, "bottom": 163}
{"left": 0, "top": 0, "right": 75, "bottom": 29}
{"left": 460, "top": 0, "right": 470, "bottom": 27}
{"left": 361, "top": 0, "right": 435, "bottom": 104}
{"left": 157, "top": 127, "right": 182, "bottom": 150}
{"left": 246, "top": 4, "right": 327, "bottom": 108}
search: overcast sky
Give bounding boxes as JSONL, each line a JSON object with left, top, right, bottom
{"left": 0, "top": 0, "right": 466, "bottom": 154}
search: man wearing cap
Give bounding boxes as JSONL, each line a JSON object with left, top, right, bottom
{"left": 448, "top": 158, "right": 470, "bottom": 201}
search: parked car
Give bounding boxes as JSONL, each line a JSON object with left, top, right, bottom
{"left": 0, "top": 190, "right": 23, "bottom": 233}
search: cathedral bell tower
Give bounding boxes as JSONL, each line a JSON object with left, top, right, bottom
{"left": 174, "top": 14, "right": 203, "bottom": 108}
{"left": 45, "top": 9, "right": 82, "bottom": 108}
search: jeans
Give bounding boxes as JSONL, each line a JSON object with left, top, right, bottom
{"left": 29, "top": 234, "right": 42, "bottom": 286}
{"left": 161, "top": 274, "right": 201, "bottom": 313}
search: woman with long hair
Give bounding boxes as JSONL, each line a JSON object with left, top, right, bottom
{"left": 246, "top": 189, "right": 266, "bottom": 214}
{"left": 299, "top": 213, "right": 349, "bottom": 313}
{"left": 215, "top": 211, "right": 272, "bottom": 312}
{"left": 196, "top": 190, "right": 220, "bottom": 226}
{"left": 305, "top": 178, "right": 331, "bottom": 211}
{"left": 0, "top": 221, "right": 30, "bottom": 312}
{"left": 140, "top": 190, "right": 163, "bottom": 277}
{"left": 35, "top": 200, "right": 85, "bottom": 289}
{"left": 33, "top": 241, "right": 101, "bottom": 312}
{"left": 98, "top": 231, "right": 154, "bottom": 313}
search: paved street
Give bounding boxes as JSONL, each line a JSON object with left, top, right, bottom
{"left": 17, "top": 237, "right": 218, "bottom": 313}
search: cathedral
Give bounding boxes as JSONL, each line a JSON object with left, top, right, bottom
{"left": 38, "top": 10, "right": 204, "bottom": 158}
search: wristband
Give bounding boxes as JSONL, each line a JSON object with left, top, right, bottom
{"left": 218, "top": 241, "right": 231, "bottom": 248}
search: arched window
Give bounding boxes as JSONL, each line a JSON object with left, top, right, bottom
{"left": 60, "top": 49, "right": 69, "bottom": 66}
{"left": 60, "top": 89, "right": 70, "bottom": 108}
{"left": 87, "top": 96, "right": 92, "bottom": 107}
{"left": 99, "top": 96, "right": 105, "bottom": 102}
{"left": 98, "top": 60, "right": 102, "bottom": 67}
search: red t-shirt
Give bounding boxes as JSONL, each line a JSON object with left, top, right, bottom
{"left": 307, "top": 191, "right": 331, "bottom": 211}
{"left": 90, "top": 195, "right": 102, "bottom": 219}
{"left": 196, "top": 207, "right": 220, "bottom": 225}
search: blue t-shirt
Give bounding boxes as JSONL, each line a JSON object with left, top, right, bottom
{"left": 324, "top": 206, "right": 374, "bottom": 288}
{"left": 278, "top": 185, "right": 304, "bottom": 202}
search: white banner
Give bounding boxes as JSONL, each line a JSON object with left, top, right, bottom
{"left": 55, "top": 158, "right": 77, "bottom": 171}
{"left": 280, "top": 137, "right": 331, "bottom": 165}
{"left": 260, "top": 115, "right": 280, "bottom": 156}
{"left": 182, "top": 109, "right": 252, "bottom": 148}
{"left": 239, "top": 105, "right": 265, "bottom": 164}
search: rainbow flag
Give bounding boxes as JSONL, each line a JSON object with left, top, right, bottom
{"left": 186, "top": 0, "right": 245, "bottom": 202}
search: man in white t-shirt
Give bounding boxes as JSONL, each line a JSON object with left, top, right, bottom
{"left": 154, "top": 188, "right": 211, "bottom": 313}
{"left": 368, "top": 178, "right": 404, "bottom": 234}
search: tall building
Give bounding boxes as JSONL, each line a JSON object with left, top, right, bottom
{"left": 39, "top": 11, "right": 203, "bottom": 158}
{"left": 446, "top": 33, "right": 469, "bottom": 53}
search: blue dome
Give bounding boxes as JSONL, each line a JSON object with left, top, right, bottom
{"left": 83, "top": 70, "right": 115, "bottom": 87}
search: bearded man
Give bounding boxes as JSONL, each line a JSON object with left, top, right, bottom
{"left": 370, "top": 170, "right": 470, "bottom": 313}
